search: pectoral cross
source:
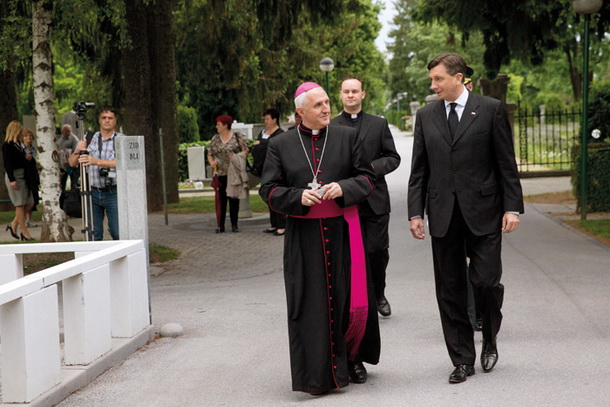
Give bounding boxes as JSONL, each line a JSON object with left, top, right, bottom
{"left": 307, "top": 178, "right": 318, "bottom": 190}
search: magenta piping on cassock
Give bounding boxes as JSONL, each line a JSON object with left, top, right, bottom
{"left": 291, "top": 199, "right": 368, "bottom": 361}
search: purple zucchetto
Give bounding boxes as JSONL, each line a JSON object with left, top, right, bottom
{"left": 294, "top": 82, "right": 322, "bottom": 98}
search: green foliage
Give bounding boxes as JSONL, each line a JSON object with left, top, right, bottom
{"left": 175, "top": 0, "right": 386, "bottom": 134}
{"left": 177, "top": 105, "right": 200, "bottom": 143}
{"left": 572, "top": 143, "right": 610, "bottom": 212}
{"left": 588, "top": 80, "right": 610, "bottom": 142}
{"left": 387, "top": 2, "right": 485, "bottom": 105}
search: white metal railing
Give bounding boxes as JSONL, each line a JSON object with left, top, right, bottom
{"left": 0, "top": 240, "right": 151, "bottom": 404}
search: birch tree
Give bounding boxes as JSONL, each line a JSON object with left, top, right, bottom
{"left": 33, "top": 0, "right": 72, "bottom": 241}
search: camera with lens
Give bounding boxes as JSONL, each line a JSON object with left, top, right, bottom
{"left": 99, "top": 167, "right": 116, "bottom": 187}
{"left": 73, "top": 101, "right": 95, "bottom": 120}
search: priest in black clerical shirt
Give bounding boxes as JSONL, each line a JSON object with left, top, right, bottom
{"left": 331, "top": 77, "right": 400, "bottom": 383}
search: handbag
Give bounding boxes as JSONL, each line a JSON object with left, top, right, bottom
{"left": 60, "top": 187, "right": 82, "bottom": 218}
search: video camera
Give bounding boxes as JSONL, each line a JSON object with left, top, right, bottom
{"left": 73, "top": 101, "right": 95, "bottom": 120}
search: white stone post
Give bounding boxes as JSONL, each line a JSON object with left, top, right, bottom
{"left": 62, "top": 265, "right": 112, "bottom": 365}
{"left": 110, "top": 249, "right": 150, "bottom": 337}
{"left": 0, "top": 253, "right": 24, "bottom": 284}
{"left": 116, "top": 136, "right": 149, "bottom": 242}
{"left": 187, "top": 146, "right": 207, "bottom": 181}
{"left": 115, "top": 135, "right": 151, "bottom": 325}
{"left": 0, "top": 285, "right": 61, "bottom": 403}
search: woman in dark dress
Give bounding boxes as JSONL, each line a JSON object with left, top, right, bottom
{"left": 3, "top": 121, "right": 35, "bottom": 241}
{"left": 252, "top": 108, "right": 285, "bottom": 235}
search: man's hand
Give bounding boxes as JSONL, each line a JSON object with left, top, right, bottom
{"left": 78, "top": 154, "right": 96, "bottom": 167}
{"left": 410, "top": 217, "right": 425, "bottom": 240}
{"left": 75, "top": 140, "right": 87, "bottom": 153}
{"left": 321, "top": 182, "right": 342, "bottom": 200}
{"left": 502, "top": 213, "right": 520, "bottom": 233}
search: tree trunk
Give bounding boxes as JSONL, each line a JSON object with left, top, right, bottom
{"left": 565, "top": 45, "right": 582, "bottom": 101}
{"left": 0, "top": 68, "right": 18, "bottom": 211}
{"left": 32, "top": 0, "right": 72, "bottom": 242}
{"left": 123, "top": 0, "right": 160, "bottom": 211}
{"left": 148, "top": 0, "right": 179, "bottom": 204}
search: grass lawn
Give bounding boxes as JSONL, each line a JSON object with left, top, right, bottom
{"left": 1, "top": 241, "right": 180, "bottom": 275}
{"left": 162, "top": 194, "right": 268, "bottom": 214}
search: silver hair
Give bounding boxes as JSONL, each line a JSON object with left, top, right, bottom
{"left": 294, "top": 92, "right": 308, "bottom": 109}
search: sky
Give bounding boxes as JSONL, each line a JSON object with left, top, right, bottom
{"left": 375, "top": 0, "right": 396, "bottom": 55}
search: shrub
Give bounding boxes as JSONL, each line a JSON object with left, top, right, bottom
{"left": 178, "top": 105, "right": 200, "bottom": 143}
{"left": 572, "top": 143, "right": 610, "bottom": 212}
{"left": 588, "top": 80, "right": 610, "bottom": 142}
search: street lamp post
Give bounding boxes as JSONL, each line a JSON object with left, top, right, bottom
{"left": 573, "top": 0, "right": 603, "bottom": 220}
{"left": 319, "top": 57, "right": 334, "bottom": 95}
{"left": 396, "top": 92, "right": 408, "bottom": 129}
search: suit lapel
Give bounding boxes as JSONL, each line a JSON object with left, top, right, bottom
{"left": 431, "top": 101, "right": 452, "bottom": 146}
{"left": 453, "top": 94, "right": 480, "bottom": 145}
{"left": 359, "top": 113, "right": 372, "bottom": 141}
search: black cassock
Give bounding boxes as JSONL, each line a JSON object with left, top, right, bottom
{"left": 259, "top": 124, "right": 380, "bottom": 394}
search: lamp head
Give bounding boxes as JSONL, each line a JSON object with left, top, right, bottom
{"left": 319, "top": 57, "right": 335, "bottom": 73}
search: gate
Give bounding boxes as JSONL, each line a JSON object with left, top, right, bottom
{"left": 514, "top": 103, "right": 581, "bottom": 175}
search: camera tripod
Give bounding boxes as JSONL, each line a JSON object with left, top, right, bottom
{"left": 74, "top": 101, "right": 95, "bottom": 241}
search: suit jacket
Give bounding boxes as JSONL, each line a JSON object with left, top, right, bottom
{"left": 408, "top": 93, "right": 524, "bottom": 237}
{"left": 331, "top": 112, "right": 401, "bottom": 215}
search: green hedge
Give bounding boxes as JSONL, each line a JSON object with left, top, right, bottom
{"left": 572, "top": 143, "right": 610, "bottom": 212}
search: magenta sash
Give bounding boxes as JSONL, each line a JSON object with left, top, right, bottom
{"left": 292, "top": 200, "right": 368, "bottom": 361}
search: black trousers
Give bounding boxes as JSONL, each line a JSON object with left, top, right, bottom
{"left": 269, "top": 208, "right": 286, "bottom": 229}
{"left": 431, "top": 201, "right": 504, "bottom": 366}
{"left": 359, "top": 201, "right": 390, "bottom": 299}
{"left": 218, "top": 175, "right": 240, "bottom": 228}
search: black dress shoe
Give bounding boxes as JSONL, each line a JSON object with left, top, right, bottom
{"left": 449, "top": 364, "right": 475, "bottom": 383}
{"left": 348, "top": 361, "right": 367, "bottom": 383}
{"left": 215, "top": 227, "right": 225, "bottom": 233}
{"left": 377, "top": 296, "right": 391, "bottom": 317}
{"left": 263, "top": 228, "right": 277, "bottom": 233}
{"left": 481, "top": 340, "right": 498, "bottom": 372}
{"left": 232, "top": 226, "right": 240, "bottom": 233}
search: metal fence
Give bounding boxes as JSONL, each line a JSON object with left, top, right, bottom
{"left": 514, "top": 103, "right": 581, "bottom": 175}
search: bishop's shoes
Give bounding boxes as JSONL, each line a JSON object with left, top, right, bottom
{"left": 376, "top": 296, "right": 391, "bottom": 317}
{"left": 348, "top": 361, "right": 367, "bottom": 384}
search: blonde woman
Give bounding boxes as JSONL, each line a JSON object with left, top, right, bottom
{"left": 2, "top": 121, "right": 35, "bottom": 241}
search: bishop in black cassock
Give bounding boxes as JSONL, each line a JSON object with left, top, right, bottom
{"left": 259, "top": 83, "right": 379, "bottom": 394}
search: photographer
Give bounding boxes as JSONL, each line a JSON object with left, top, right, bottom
{"left": 69, "top": 106, "right": 121, "bottom": 240}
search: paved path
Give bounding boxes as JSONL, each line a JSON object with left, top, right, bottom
{"left": 51, "top": 128, "right": 610, "bottom": 406}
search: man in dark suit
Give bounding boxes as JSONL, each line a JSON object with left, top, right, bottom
{"left": 332, "top": 77, "right": 401, "bottom": 320}
{"left": 408, "top": 53, "right": 523, "bottom": 384}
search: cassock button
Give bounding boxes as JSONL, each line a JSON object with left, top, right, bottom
{"left": 325, "top": 239, "right": 329, "bottom": 242}
{"left": 333, "top": 365, "right": 337, "bottom": 369}
{"left": 327, "top": 262, "right": 331, "bottom": 266}
{"left": 326, "top": 251, "right": 330, "bottom": 254}
{"left": 324, "top": 227, "right": 328, "bottom": 230}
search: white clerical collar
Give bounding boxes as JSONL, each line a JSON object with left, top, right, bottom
{"left": 312, "top": 129, "right": 319, "bottom": 135}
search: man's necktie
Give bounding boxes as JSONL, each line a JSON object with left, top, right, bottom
{"left": 448, "top": 102, "right": 458, "bottom": 141}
